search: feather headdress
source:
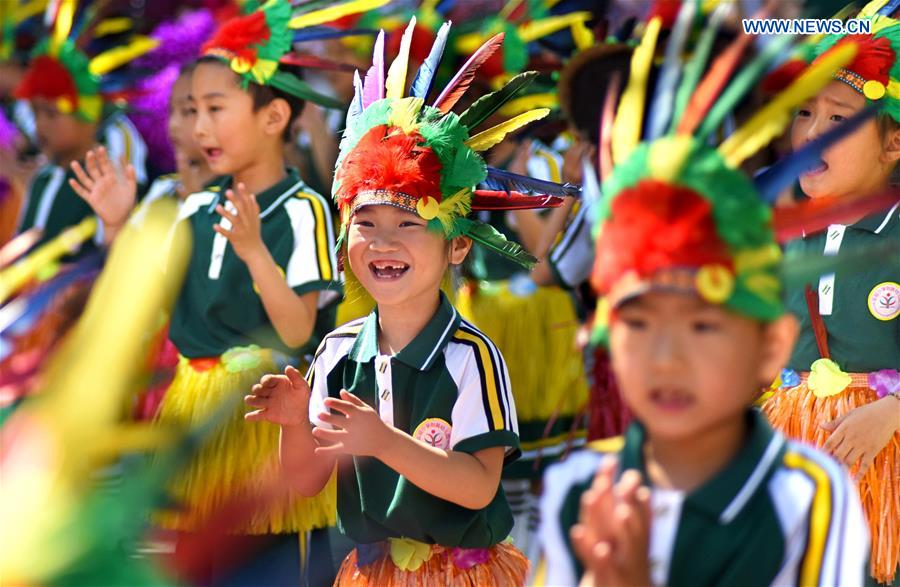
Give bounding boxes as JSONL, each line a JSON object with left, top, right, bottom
{"left": 333, "top": 19, "right": 575, "bottom": 269}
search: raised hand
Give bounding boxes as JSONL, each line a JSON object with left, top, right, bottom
{"left": 245, "top": 365, "right": 311, "bottom": 427}
{"left": 311, "top": 390, "right": 393, "bottom": 458}
{"left": 69, "top": 146, "right": 137, "bottom": 230}
{"left": 213, "top": 182, "right": 265, "bottom": 263}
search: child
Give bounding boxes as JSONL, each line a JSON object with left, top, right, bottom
{"left": 244, "top": 19, "right": 572, "bottom": 585}
{"left": 762, "top": 4, "right": 900, "bottom": 583}
{"left": 539, "top": 14, "right": 871, "bottom": 586}
{"left": 69, "top": 1, "right": 372, "bottom": 582}
{"left": 11, "top": 9, "right": 156, "bottom": 250}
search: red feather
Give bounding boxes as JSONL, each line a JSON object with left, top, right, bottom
{"left": 279, "top": 53, "right": 357, "bottom": 72}
{"left": 335, "top": 125, "right": 443, "bottom": 209}
{"left": 202, "top": 10, "right": 270, "bottom": 65}
{"left": 828, "top": 34, "right": 895, "bottom": 84}
{"left": 761, "top": 58, "right": 809, "bottom": 95}
{"left": 433, "top": 33, "right": 504, "bottom": 114}
{"left": 647, "top": 0, "right": 682, "bottom": 30}
{"left": 13, "top": 55, "right": 78, "bottom": 104}
{"left": 470, "top": 190, "right": 563, "bottom": 210}
{"left": 773, "top": 189, "right": 900, "bottom": 242}
{"left": 591, "top": 180, "right": 732, "bottom": 294}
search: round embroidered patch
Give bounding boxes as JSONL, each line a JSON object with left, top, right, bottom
{"left": 413, "top": 418, "right": 452, "bottom": 450}
{"left": 868, "top": 282, "right": 900, "bottom": 321}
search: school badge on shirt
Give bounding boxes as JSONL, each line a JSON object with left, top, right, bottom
{"left": 868, "top": 282, "right": 900, "bottom": 321}
{"left": 413, "top": 418, "right": 452, "bottom": 450}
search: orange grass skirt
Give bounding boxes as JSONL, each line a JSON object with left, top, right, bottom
{"left": 333, "top": 543, "right": 529, "bottom": 587}
{"left": 764, "top": 384, "right": 900, "bottom": 583}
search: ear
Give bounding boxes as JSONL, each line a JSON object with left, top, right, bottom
{"left": 261, "top": 97, "right": 292, "bottom": 139}
{"left": 757, "top": 313, "right": 799, "bottom": 384}
{"left": 448, "top": 236, "right": 473, "bottom": 265}
{"left": 881, "top": 122, "right": 900, "bottom": 164}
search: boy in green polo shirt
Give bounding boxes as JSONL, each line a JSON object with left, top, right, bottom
{"left": 537, "top": 11, "right": 874, "bottom": 587}
{"left": 760, "top": 4, "right": 900, "bottom": 583}
{"left": 244, "top": 18, "right": 575, "bottom": 585}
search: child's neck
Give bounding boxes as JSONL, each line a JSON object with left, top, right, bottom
{"left": 231, "top": 149, "right": 287, "bottom": 196}
{"left": 376, "top": 293, "right": 442, "bottom": 356}
{"left": 643, "top": 412, "right": 749, "bottom": 494}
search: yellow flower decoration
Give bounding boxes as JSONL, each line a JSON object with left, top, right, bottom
{"left": 230, "top": 57, "right": 253, "bottom": 74}
{"left": 695, "top": 264, "right": 734, "bottom": 304}
{"left": 250, "top": 59, "right": 279, "bottom": 84}
{"left": 389, "top": 538, "right": 433, "bottom": 572}
{"left": 807, "top": 358, "right": 852, "bottom": 398}
{"left": 416, "top": 196, "right": 440, "bottom": 220}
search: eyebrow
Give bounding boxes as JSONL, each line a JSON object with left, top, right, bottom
{"left": 821, "top": 95, "right": 854, "bottom": 109}
{"left": 198, "top": 92, "right": 227, "bottom": 100}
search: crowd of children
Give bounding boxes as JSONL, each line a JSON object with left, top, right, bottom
{"left": 1, "top": 0, "right": 898, "bottom": 586}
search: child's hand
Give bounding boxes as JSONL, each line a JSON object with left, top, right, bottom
{"left": 69, "top": 146, "right": 137, "bottom": 229}
{"left": 213, "top": 183, "right": 265, "bottom": 263}
{"left": 244, "top": 365, "right": 310, "bottom": 427}
{"left": 572, "top": 460, "right": 653, "bottom": 587}
{"left": 821, "top": 396, "right": 900, "bottom": 479}
{"left": 311, "top": 390, "right": 392, "bottom": 458}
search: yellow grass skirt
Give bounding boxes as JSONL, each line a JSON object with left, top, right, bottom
{"left": 763, "top": 384, "right": 899, "bottom": 583}
{"left": 456, "top": 281, "right": 588, "bottom": 424}
{"left": 334, "top": 542, "right": 528, "bottom": 586}
{"left": 153, "top": 351, "right": 336, "bottom": 534}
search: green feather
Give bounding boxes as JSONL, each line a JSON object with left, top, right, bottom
{"left": 457, "top": 217, "right": 537, "bottom": 268}
{"left": 458, "top": 71, "right": 538, "bottom": 131}
{"left": 669, "top": 4, "right": 725, "bottom": 134}
{"left": 270, "top": 71, "right": 345, "bottom": 109}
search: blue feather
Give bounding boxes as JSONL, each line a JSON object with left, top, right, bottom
{"left": 346, "top": 69, "right": 364, "bottom": 128}
{"left": 293, "top": 27, "right": 378, "bottom": 43}
{"left": 646, "top": 0, "right": 695, "bottom": 140}
{"left": 409, "top": 21, "right": 451, "bottom": 101}
{"left": 483, "top": 167, "right": 582, "bottom": 198}
{"left": 754, "top": 106, "right": 877, "bottom": 203}
{"left": 878, "top": 0, "right": 900, "bottom": 15}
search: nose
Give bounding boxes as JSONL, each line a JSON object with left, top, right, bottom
{"left": 368, "top": 226, "right": 400, "bottom": 252}
{"left": 193, "top": 110, "right": 208, "bottom": 141}
{"left": 648, "top": 325, "right": 684, "bottom": 375}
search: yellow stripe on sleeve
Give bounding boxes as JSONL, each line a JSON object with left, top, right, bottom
{"left": 295, "top": 192, "right": 334, "bottom": 282}
{"left": 784, "top": 451, "right": 832, "bottom": 586}
{"left": 454, "top": 329, "right": 505, "bottom": 430}
{"left": 536, "top": 148, "right": 562, "bottom": 183}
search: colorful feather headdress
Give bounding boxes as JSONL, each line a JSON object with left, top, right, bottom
{"left": 589, "top": 2, "right": 900, "bottom": 340}
{"left": 200, "top": 0, "right": 389, "bottom": 109}
{"left": 333, "top": 18, "right": 577, "bottom": 268}
{"left": 12, "top": 0, "right": 159, "bottom": 123}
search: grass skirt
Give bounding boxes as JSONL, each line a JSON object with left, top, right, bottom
{"left": 334, "top": 542, "right": 529, "bottom": 586}
{"left": 457, "top": 280, "right": 588, "bottom": 473}
{"left": 763, "top": 384, "right": 899, "bottom": 583}
{"left": 153, "top": 352, "right": 336, "bottom": 534}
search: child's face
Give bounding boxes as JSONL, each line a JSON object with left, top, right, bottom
{"left": 608, "top": 291, "right": 796, "bottom": 441}
{"left": 191, "top": 61, "right": 277, "bottom": 175}
{"left": 791, "top": 80, "right": 900, "bottom": 199}
{"left": 346, "top": 204, "right": 471, "bottom": 309}
{"left": 31, "top": 98, "right": 96, "bottom": 164}
{"left": 168, "top": 72, "right": 203, "bottom": 165}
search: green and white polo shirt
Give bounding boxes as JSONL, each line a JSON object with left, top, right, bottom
{"left": 168, "top": 168, "right": 342, "bottom": 358}
{"left": 307, "top": 293, "right": 520, "bottom": 548}
{"left": 786, "top": 204, "right": 900, "bottom": 372}
{"left": 547, "top": 157, "right": 601, "bottom": 290}
{"left": 539, "top": 411, "right": 868, "bottom": 586}
{"left": 18, "top": 164, "right": 96, "bottom": 250}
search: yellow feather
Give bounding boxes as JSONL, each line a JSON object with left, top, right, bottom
{"left": 719, "top": 42, "right": 857, "bottom": 167}
{"left": 464, "top": 108, "right": 550, "bottom": 152}
{"left": 288, "top": 0, "right": 390, "bottom": 29}
{"left": 93, "top": 17, "right": 133, "bottom": 37}
{"left": 388, "top": 97, "right": 424, "bottom": 133}
{"left": 50, "top": 0, "right": 76, "bottom": 54}
{"left": 571, "top": 19, "right": 595, "bottom": 52}
{"left": 435, "top": 188, "right": 472, "bottom": 234}
{"left": 611, "top": 16, "right": 661, "bottom": 165}
{"left": 498, "top": 93, "right": 557, "bottom": 117}
{"left": 88, "top": 35, "right": 159, "bottom": 76}
{"left": 858, "top": 0, "right": 890, "bottom": 19}
{"left": 385, "top": 17, "right": 416, "bottom": 101}
{"left": 13, "top": 0, "right": 47, "bottom": 25}
{"left": 518, "top": 12, "right": 592, "bottom": 43}
{"left": 499, "top": 0, "right": 525, "bottom": 21}
{"left": 872, "top": 15, "right": 899, "bottom": 34}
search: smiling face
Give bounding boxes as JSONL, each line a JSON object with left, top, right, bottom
{"left": 608, "top": 291, "right": 796, "bottom": 442}
{"left": 791, "top": 80, "right": 900, "bottom": 199}
{"left": 190, "top": 60, "right": 276, "bottom": 175}
{"left": 346, "top": 204, "right": 471, "bottom": 311}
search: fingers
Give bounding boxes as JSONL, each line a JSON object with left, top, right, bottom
{"left": 97, "top": 146, "right": 115, "bottom": 177}
{"left": 213, "top": 223, "right": 232, "bottom": 238}
{"left": 85, "top": 150, "right": 103, "bottom": 182}
{"left": 323, "top": 397, "right": 357, "bottom": 416}
{"left": 820, "top": 412, "right": 848, "bottom": 432}
{"left": 215, "top": 204, "right": 238, "bottom": 225}
{"left": 124, "top": 163, "right": 137, "bottom": 185}
{"left": 70, "top": 160, "right": 95, "bottom": 193}
{"left": 311, "top": 426, "right": 345, "bottom": 445}
{"left": 244, "top": 394, "right": 270, "bottom": 409}
{"left": 822, "top": 427, "right": 846, "bottom": 455}
{"left": 317, "top": 410, "right": 349, "bottom": 429}
{"left": 339, "top": 389, "right": 367, "bottom": 407}
{"left": 68, "top": 176, "right": 92, "bottom": 201}
{"left": 244, "top": 408, "right": 268, "bottom": 421}
{"left": 285, "top": 365, "right": 306, "bottom": 389}
{"left": 225, "top": 183, "right": 259, "bottom": 218}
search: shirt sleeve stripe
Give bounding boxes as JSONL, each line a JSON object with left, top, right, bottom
{"left": 295, "top": 192, "right": 335, "bottom": 282}
{"left": 453, "top": 328, "right": 506, "bottom": 431}
{"left": 463, "top": 322, "right": 513, "bottom": 430}
{"left": 535, "top": 149, "right": 562, "bottom": 183}
{"left": 784, "top": 451, "right": 833, "bottom": 587}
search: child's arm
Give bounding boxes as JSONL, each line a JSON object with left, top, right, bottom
{"left": 820, "top": 394, "right": 900, "bottom": 480}
{"left": 313, "top": 389, "right": 505, "bottom": 509}
{"left": 69, "top": 146, "right": 137, "bottom": 244}
{"left": 245, "top": 365, "right": 336, "bottom": 495}
{"left": 213, "top": 183, "right": 318, "bottom": 349}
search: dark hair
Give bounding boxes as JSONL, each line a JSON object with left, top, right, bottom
{"left": 196, "top": 56, "right": 305, "bottom": 142}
